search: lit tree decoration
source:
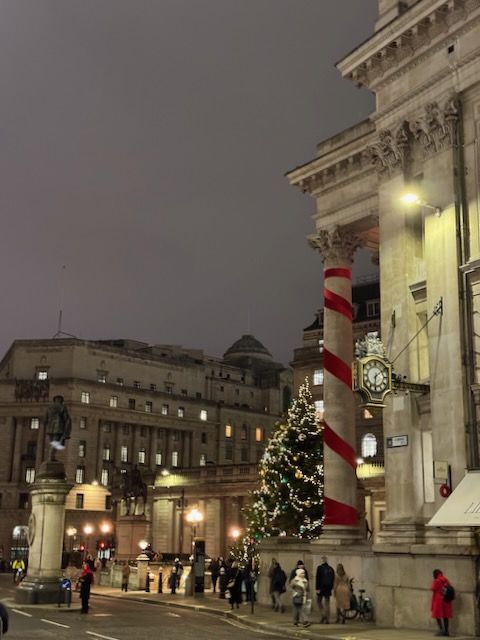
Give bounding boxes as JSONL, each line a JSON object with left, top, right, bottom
{"left": 230, "top": 379, "right": 324, "bottom": 564}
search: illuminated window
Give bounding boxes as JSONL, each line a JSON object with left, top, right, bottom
{"left": 361, "top": 433, "right": 377, "bottom": 458}
{"left": 200, "top": 410, "right": 208, "bottom": 421}
{"left": 225, "top": 424, "right": 233, "bottom": 438}
{"left": 171, "top": 451, "right": 179, "bottom": 467}
{"left": 110, "top": 396, "right": 118, "bottom": 408}
{"left": 178, "top": 407, "right": 185, "bottom": 418}
{"left": 36, "top": 369, "right": 48, "bottom": 380}
{"left": 161, "top": 404, "right": 169, "bottom": 416}
{"left": 255, "top": 427, "right": 263, "bottom": 442}
{"left": 318, "top": 339, "right": 324, "bottom": 353}
{"left": 25, "top": 468, "right": 35, "bottom": 484}
{"left": 145, "top": 401, "right": 153, "bottom": 413}
{"left": 363, "top": 408, "right": 374, "bottom": 420}
{"left": 155, "top": 451, "right": 162, "bottom": 466}
{"left": 75, "top": 466, "right": 85, "bottom": 483}
{"left": 98, "top": 372, "right": 107, "bottom": 384}
{"left": 80, "top": 417, "right": 87, "bottom": 429}
{"left": 138, "top": 449, "right": 146, "bottom": 464}
{"left": 30, "top": 417, "right": 39, "bottom": 430}
{"left": 81, "top": 392, "right": 90, "bottom": 404}
{"left": 103, "top": 446, "right": 111, "bottom": 461}
{"left": 199, "top": 454, "right": 206, "bottom": 466}
{"left": 313, "top": 369, "right": 324, "bottom": 386}
{"left": 120, "top": 446, "right": 128, "bottom": 463}
{"left": 78, "top": 441, "right": 86, "bottom": 458}
{"left": 116, "top": 378, "right": 124, "bottom": 386}
{"left": 101, "top": 469, "right": 109, "bottom": 486}
{"left": 314, "top": 400, "right": 324, "bottom": 420}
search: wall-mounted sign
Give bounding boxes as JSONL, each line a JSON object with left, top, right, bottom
{"left": 433, "top": 460, "right": 449, "bottom": 484}
{"left": 386, "top": 435, "right": 408, "bottom": 448}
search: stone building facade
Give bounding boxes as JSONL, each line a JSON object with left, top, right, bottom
{"left": 257, "top": 1, "right": 480, "bottom": 635}
{"left": 0, "top": 335, "right": 291, "bottom": 560}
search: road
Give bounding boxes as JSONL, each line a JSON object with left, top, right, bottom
{"left": 0, "top": 576, "right": 287, "bottom": 640}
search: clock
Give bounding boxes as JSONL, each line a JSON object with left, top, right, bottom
{"left": 362, "top": 358, "right": 389, "bottom": 393}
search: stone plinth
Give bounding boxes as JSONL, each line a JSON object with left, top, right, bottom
{"left": 16, "top": 460, "right": 73, "bottom": 604}
{"left": 116, "top": 515, "right": 150, "bottom": 560}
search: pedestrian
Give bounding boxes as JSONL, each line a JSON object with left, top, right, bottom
{"left": 244, "top": 558, "right": 258, "bottom": 603}
{"left": 174, "top": 557, "right": 183, "bottom": 589}
{"left": 86, "top": 554, "right": 95, "bottom": 572}
{"left": 168, "top": 567, "right": 177, "bottom": 594}
{"left": 431, "top": 568, "right": 453, "bottom": 637}
{"left": 121, "top": 562, "right": 130, "bottom": 592}
{"left": 333, "top": 563, "right": 350, "bottom": 624}
{"left": 316, "top": 555, "right": 335, "bottom": 623}
{"left": 290, "top": 567, "right": 311, "bottom": 627}
{"left": 0, "top": 601, "right": 9, "bottom": 635}
{"left": 219, "top": 564, "right": 228, "bottom": 598}
{"left": 227, "top": 561, "right": 243, "bottom": 609}
{"left": 78, "top": 561, "right": 94, "bottom": 614}
{"left": 269, "top": 560, "right": 287, "bottom": 612}
{"left": 210, "top": 557, "right": 220, "bottom": 593}
{"left": 289, "top": 559, "right": 309, "bottom": 582}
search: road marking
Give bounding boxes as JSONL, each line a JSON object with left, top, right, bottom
{"left": 11, "top": 609, "right": 32, "bottom": 617}
{"left": 86, "top": 632, "right": 121, "bottom": 640}
{"left": 41, "top": 618, "right": 70, "bottom": 628}
{"left": 92, "top": 613, "right": 113, "bottom": 617}
{"left": 166, "top": 612, "right": 181, "bottom": 617}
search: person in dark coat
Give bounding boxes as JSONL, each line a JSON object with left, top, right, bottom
{"left": 316, "top": 556, "right": 335, "bottom": 623}
{"left": 227, "top": 561, "right": 243, "bottom": 609}
{"left": 290, "top": 560, "right": 309, "bottom": 582}
{"left": 168, "top": 567, "right": 177, "bottom": 594}
{"left": 79, "top": 562, "right": 94, "bottom": 614}
{"left": 219, "top": 563, "right": 228, "bottom": 599}
{"left": 269, "top": 560, "right": 287, "bottom": 612}
{"left": 210, "top": 557, "right": 220, "bottom": 593}
{"left": 431, "top": 569, "right": 453, "bottom": 637}
{"left": 244, "top": 558, "right": 258, "bottom": 603}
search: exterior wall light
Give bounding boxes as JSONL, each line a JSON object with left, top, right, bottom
{"left": 401, "top": 193, "right": 442, "bottom": 216}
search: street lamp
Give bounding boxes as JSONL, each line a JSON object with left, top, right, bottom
{"left": 83, "top": 524, "right": 93, "bottom": 556}
{"left": 138, "top": 540, "right": 148, "bottom": 552}
{"left": 401, "top": 192, "right": 442, "bottom": 216}
{"left": 230, "top": 527, "right": 241, "bottom": 542}
{"left": 186, "top": 507, "right": 203, "bottom": 543}
{"left": 100, "top": 522, "right": 111, "bottom": 535}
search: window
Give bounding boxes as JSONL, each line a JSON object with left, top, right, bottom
{"left": 120, "top": 446, "right": 128, "bottom": 463}
{"left": 36, "top": 369, "right": 48, "bottom": 380}
{"left": 255, "top": 426, "right": 263, "bottom": 442}
{"left": 241, "top": 424, "right": 248, "bottom": 441}
{"left": 363, "top": 408, "right": 374, "bottom": 420}
{"left": 196, "top": 392, "right": 202, "bottom": 399}
{"left": 75, "top": 466, "right": 85, "bottom": 483}
{"left": 25, "top": 467, "right": 35, "bottom": 483}
{"left": 161, "top": 404, "right": 169, "bottom": 416}
{"left": 98, "top": 373, "right": 107, "bottom": 384}
{"left": 177, "top": 407, "right": 185, "bottom": 418}
{"left": 78, "top": 441, "right": 86, "bottom": 458}
{"left": 181, "top": 389, "right": 187, "bottom": 396}
{"left": 173, "top": 431, "right": 179, "bottom": 442}
{"left": 318, "top": 339, "right": 324, "bottom": 353}
{"left": 200, "top": 410, "right": 208, "bottom": 421}
{"left": 105, "top": 495, "right": 112, "bottom": 510}
{"left": 241, "top": 447, "right": 248, "bottom": 462}
{"left": 313, "top": 369, "right": 324, "bottom": 386}
{"left": 225, "top": 444, "right": 233, "bottom": 461}
{"left": 103, "top": 446, "right": 111, "bottom": 461}
{"left": 150, "top": 383, "right": 157, "bottom": 391}
{"left": 30, "top": 417, "right": 39, "bottom": 430}
{"left": 117, "top": 377, "right": 124, "bottom": 386}
{"left": 122, "top": 425, "right": 130, "bottom": 435}
{"left": 314, "top": 400, "right": 325, "bottom": 420}
{"left": 110, "top": 396, "right": 118, "bottom": 408}
{"left": 81, "top": 392, "right": 90, "bottom": 404}
{"left": 101, "top": 469, "right": 109, "bottom": 486}
{"left": 128, "top": 399, "right": 136, "bottom": 410}
{"left": 103, "top": 422, "right": 111, "bottom": 433}
{"left": 235, "top": 389, "right": 239, "bottom": 396}
{"left": 133, "top": 381, "right": 141, "bottom": 389}
{"left": 75, "top": 493, "right": 84, "bottom": 509}
{"left": 80, "top": 417, "right": 87, "bottom": 429}
{"left": 171, "top": 451, "right": 179, "bottom": 467}
{"left": 19, "top": 493, "right": 29, "bottom": 509}
{"left": 201, "top": 432, "right": 207, "bottom": 445}
{"left": 26, "top": 441, "right": 37, "bottom": 457}
{"left": 199, "top": 454, "right": 206, "bottom": 466}
{"left": 220, "top": 386, "right": 224, "bottom": 392}
{"left": 366, "top": 300, "right": 380, "bottom": 317}
{"left": 165, "top": 384, "right": 173, "bottom": 394}
{"left": 138, "top": 449, "right": 146, "bottom": 464}
{"left": 140, "top": 426, "right": 147, "bottom": 437}
{"left": 361, "top": 433, "right": 378, "bottom": 458}
{"left": 155, "top": 451, "right": 162, "bottom": 466}
{"left": 145, "top": 401, "right": 153, "bottom": 413}
{"left": 225, "top": 424, "right": 233, "bottom": 438}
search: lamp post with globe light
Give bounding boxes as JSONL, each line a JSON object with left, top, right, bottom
{"left": 83, "top": 524, "right": 93, "bottom": 559}
{"left": 186, "top": 507, "right": 203, "bottom": 546}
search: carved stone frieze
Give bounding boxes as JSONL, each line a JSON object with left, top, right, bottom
{"left": 365, "top": 121, "right": 411, "bottom": 177}
{"left": 411, "top": 96, "right": 459, "bottom": 156}
{"left": 308, "top": 226, "right": 364, "bottom": 264}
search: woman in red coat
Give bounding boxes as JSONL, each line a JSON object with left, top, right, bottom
{"left": 431, "top": 569, "right": 452, "bottom": 637}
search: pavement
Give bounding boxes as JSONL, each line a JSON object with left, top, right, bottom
{"left": 90, "top": 584, "right": 475, "bottom": 639}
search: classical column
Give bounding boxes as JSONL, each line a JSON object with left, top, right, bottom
{"left": 309, "top": 226, "right": 362, "bottom": 543}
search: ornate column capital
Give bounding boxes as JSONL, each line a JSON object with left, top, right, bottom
{"left": 308, "top": 226, "right": 364, "bottom": 265}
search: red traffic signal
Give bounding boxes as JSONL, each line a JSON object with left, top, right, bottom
{"left": 79, "top": 544, "right": 85, "bottom": 552}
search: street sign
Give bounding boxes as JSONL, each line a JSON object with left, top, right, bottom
{"left": 386, "top": 435, "right": 408, "bottom": 448}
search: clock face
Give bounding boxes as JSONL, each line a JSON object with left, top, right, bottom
{"left": 362, "top": 359, "right": 389, "bottom": 393}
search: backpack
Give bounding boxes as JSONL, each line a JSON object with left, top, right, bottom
{"left": 443, "top": 584, "right": 455, "bottom": 602}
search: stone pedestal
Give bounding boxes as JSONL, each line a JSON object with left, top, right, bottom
{"left": 16, "top": 460, "right": 73, "bottom": 604}
{"left": 116, "top": 515, "right": 150, "bottom": 560}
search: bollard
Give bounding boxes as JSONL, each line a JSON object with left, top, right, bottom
{"left": 145, "top": 572, "right": 150, "bottom": 593}
{"left": 158, "top": 569, "right": 163, "bottom": 593}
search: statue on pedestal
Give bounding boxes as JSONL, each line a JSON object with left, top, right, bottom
{"left": 121, "top": 465, "right": 147, "bottom": 516}
{"left": 44, "top": 395, "right": 71, "bottom": 460}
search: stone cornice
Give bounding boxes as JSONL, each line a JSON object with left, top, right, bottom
{"left": 337, "top": 0, "right": 480, "bottom": 90}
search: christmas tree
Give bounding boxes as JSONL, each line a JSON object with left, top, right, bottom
{"left": 231, "top": 379, "right": 324, "bottom": 563}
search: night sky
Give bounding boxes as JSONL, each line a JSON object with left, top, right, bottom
{"left": 0, "top": 0, "right": 377, "bottom": 365}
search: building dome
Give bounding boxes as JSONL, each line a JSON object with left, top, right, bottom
{"left": 223, "top": 334, "right": 272, "bottom": 362}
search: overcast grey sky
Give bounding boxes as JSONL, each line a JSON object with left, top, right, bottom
{"left": 0, "top": 0, "right": 377, "bottom": 364}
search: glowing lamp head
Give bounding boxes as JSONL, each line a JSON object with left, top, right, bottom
{"left": 401, "top": 193, "right": 421, "bottom": 206}
{"left": 138, "top": 540, "right": 148, "bottom": 551}
{"left": 83, "top": 524, "right": 93, "bottom": 536}
{"left": 230, "top": 527, "right": 241, "bottom": 540}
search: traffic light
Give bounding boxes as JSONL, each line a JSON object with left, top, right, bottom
{"left": 79, "top": 544, "right": 85, "bottom": 552}
{"left": 99, "top": 541, "right": 105, "bottom": 550}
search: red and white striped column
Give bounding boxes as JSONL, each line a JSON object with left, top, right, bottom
{"left": 310, "top": 228, "right": 360, "bottom": 541}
